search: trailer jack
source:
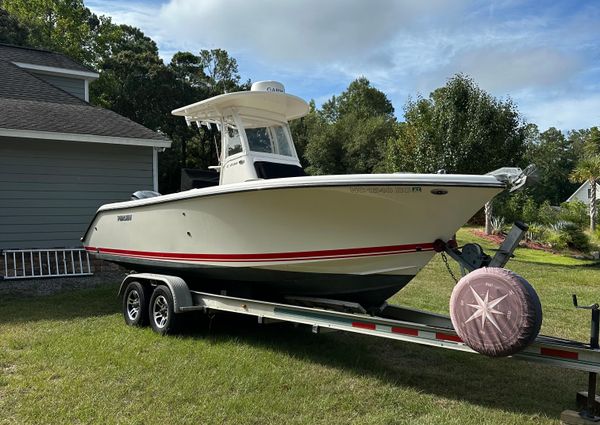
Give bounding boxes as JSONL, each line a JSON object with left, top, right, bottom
{"left": 563, "top": 295, "right": 600, "bottom": 424}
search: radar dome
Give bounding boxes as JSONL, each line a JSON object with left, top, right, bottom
{"left": 251, "top": 81, "right": 285, "bottom": 93}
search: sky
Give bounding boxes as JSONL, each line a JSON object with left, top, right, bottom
{"left": 86, "top": 0, "right": 600, "bottom": 132}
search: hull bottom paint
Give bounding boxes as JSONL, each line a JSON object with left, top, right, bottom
{"left": 105, "top": 258, "right": 414, "bottom": 307}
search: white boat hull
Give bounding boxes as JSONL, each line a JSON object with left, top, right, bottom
{"left": 82, "top": 174, "right": 504, "bottom": 305}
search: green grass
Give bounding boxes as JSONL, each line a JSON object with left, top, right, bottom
{"left": 1, "top": 228, "right": 599, "bottom": 424}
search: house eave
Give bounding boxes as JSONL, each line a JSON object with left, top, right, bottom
{"left": 12, "top": 62, "right": 99, "bottom": 80}
{"left": 566, "top": 182, "right": 585, "bottom": 202}
{"left": 0, "top": 128, "right": 171, "bottom": 148}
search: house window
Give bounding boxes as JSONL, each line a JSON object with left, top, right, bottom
{"left": 589, "top": 188, "right": 593, "bottom": 199}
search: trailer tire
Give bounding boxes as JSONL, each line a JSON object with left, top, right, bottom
{"left": 123, "top": 281, "right": 150, "bottom": 327}
{"left": 449, "top": 267, "right": 542, "bottom": 357}
{"left": 149, "top": 285, "right": 180, "bottom": 335}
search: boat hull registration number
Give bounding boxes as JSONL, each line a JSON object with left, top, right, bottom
{"left": 348, "top": 186, "right": 422, "bottom": 194}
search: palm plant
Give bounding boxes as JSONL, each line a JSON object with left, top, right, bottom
{"left": 569, "top": 156, "right": 600, "bottom": 231}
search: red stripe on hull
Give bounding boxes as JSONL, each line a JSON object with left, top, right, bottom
{"left": 84, "top": 242, "right": 435, "bottom": 263}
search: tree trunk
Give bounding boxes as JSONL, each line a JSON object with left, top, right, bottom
{"left": 591, "top": 179, "right": 597, "bottom": 231}
{"left": 485, "top": 201, "right": 493, "bottom": 235}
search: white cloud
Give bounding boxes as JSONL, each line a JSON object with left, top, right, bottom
{"left": 86, "top": 0, "right": 600, "bottom": 130}
{"left": 157, "top": 0, "right": 464, "bottom": 65}
{"left": 433, "top": 47, "right": 581, "bottom": 94}
{"left": 521, "top": 94, "right": 600, "bottom": 132}
{"left": 87, "top": 0, "right": 157, "bottom": 32}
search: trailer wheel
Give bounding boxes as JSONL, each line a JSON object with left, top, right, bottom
{"left": 449, "top": 267, "right": 542, "bottom": 357}
{"left": 123, "top": 281, "right": 150, "bottom": 327}
{"left": 149, "top": 285, "right": 180, "bottom": 335}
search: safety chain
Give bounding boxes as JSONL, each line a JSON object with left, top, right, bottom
{"left": 441, "top": 251, "right": 458, "bottom": 284}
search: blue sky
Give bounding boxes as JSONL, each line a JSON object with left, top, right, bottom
{"left": 87, "top": 0, "right": 600, "bottom": 132}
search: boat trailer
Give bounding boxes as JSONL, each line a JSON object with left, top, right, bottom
{"left": 118, "top": 222, "right": 600, "bottom": 423}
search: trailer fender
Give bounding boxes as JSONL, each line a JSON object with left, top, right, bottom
{"left": 118, "top": 273, "right": 193, "bottom": 313}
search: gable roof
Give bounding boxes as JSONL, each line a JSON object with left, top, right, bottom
{"left": 0, "top": 43, "right": 94, "bottom": 73}
{"left": 0, "top": 59, "right": 83, "bottom": 104}
{"left": 0, "top": 44, "right": 170, "bottom": 147}
{"left": 566, "top": 180, "right": 600, "bottom": 203}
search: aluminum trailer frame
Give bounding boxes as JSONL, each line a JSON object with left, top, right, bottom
{"left": 188, "top": 290, "right": 600, "bottom": 373}
{"left": 120, "top": 272, "right": 600, "bottom": 373}
{"left": 120, "top": 272, "right": 600, "bottom": 422}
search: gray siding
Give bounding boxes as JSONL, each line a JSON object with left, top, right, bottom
{"left": 0, "top": 137, "right": 153, "bottom": 249}
{"left": 34, "top": 74, "right": 86, "bottom": 100}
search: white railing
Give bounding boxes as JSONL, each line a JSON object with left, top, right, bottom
{"left": 2, "top": 248, "right": 93, "bottom": 280}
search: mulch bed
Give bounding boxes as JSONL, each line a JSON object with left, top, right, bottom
{"left": 471, "top": 229, "right": 555, "bottom": 253}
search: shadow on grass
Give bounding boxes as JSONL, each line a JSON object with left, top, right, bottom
{"left": 0, "top": 283, "right": 120, "bottom": 324}
{"left": 1, "top": 285, "right": 584, "bottom": 417}
{"left": 512, "top": 258, "right": 600, "bottom": 269}
{"left": 179, "top": 312, "right": 583, "bottom": 418}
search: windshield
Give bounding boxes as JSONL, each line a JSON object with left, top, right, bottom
{"left": 224, "top": 124, "right": 243, "bottom": 157}
{"left": 245, "top": 125, "right": 294, "bottom": 157}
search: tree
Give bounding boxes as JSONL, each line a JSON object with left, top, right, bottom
{"left": 2, "top": 0, "right": 99, "bottom": 65}
{"left": 304, "top": 78, "right": 396, "bottom": 174}
{"left": 170, "top": 51, "right": 203, "bottom": 87}
{"left": 198, "top": 48, "right": 243, "bottom": 94}
{"left": 336, "top": 77, "right": 394, "bottom": 119}
{"left": 569, "top": 156, "right": 600, "bottom": 230}
{"left": 289, "top": 100, "right": 326, "bottom": 168}
{"left": 0, "top": 7, "right": 29, "bottom": 45}
{"left": 387, "top": 74, "right": 527, "bottom": 234}
{"left": 386, "top": 74, "right": 526, "bottom": 174}
{"left": 525, "top": 126, "right": 578, "bottom": 205}
{"left": 90, "top": 25, "right": 175, "bottom": 131}
{"left": 567, "top": 128, "right": 590, "bottom": 161}
{"left": 583, "top": 127, "right": 600, "bottom": 158}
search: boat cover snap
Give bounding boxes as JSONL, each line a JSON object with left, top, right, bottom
{"left": 449, "top": 267, "right": 542, "bottom": 357}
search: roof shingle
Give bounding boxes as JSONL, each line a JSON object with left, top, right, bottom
{"left": 0, "top": 43, "right": 95, "bottom": 73}
{"left": 0, "top": 59, "right": 84, "bottom": 104}
{"left": 0, "top": 98, "right": 167, "bottom": 141}
{"left": 0, "top": 44, "right": 169, "bottom": 143}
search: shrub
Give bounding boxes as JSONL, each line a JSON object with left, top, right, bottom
{"left": 526, "top": 223, "right": 546, "bottom": 242}
{"left": 494, "top": 191, "right": 543, "bottom": 225}
{"left": 549, "top": 220, "right": 569, "bottom": 232}
{"left": 522, "top": 196, "right": 539, "bottom": 224}
{"left": 558, "top": 200, "right": 588, "bottom": 228}
{"left": 540, "top": 222, "right": 590, "bottom": 252}
{"left": 563, "top": 223, "right": 591, "bottom": 252}
{"left": 537, "top": 201, "right": 560, "bottom": 226}
{"left": 543, "top": 229, "right": 569, "bottom": 250}
{"left": 490, "top": 216, "right": 505, "bottom": 235}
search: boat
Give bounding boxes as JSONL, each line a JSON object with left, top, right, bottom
{"left": 82, "top": 81, "right": 510, "bottom": 307}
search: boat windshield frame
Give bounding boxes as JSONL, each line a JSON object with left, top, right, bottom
{"left": 221, "top": 112, "right": 245, "bottom": 160}
{"left": 220, "top": 108, "right": 300, "bottom": 163}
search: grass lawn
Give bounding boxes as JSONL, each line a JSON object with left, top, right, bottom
{"left": 1, "top": 227, "right": 599, "bottom": 424}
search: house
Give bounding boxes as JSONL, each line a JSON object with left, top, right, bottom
{"left": 0, "top": 44, "right": 171, "bottom": 273}
{"left": 566, "top": 181, "right": 600, "bottom": 206}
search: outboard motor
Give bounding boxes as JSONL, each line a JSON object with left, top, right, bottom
{"left": 131, "top": 190, "right": 161, "bottom": 200}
